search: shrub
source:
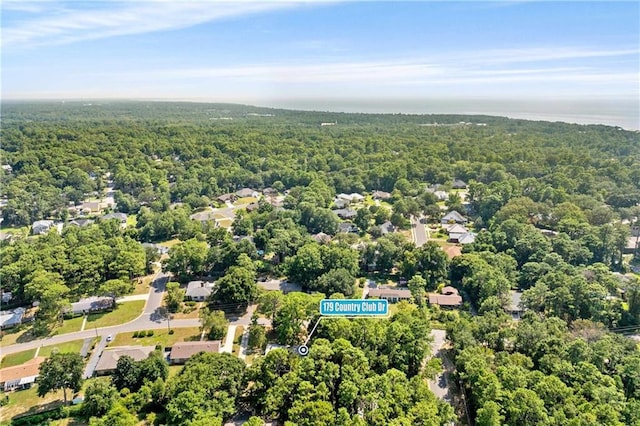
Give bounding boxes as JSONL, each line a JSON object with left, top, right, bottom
{"left": 132, "top": 331, "right": 139, "bottom": 338}
{"left": 168, "top": 329, "right": 174, "bottom": 335}
{"left": 146, "top": 330, "right": 154, "bottom": 337}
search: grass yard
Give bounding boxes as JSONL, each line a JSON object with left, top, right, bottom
{"left": 173, "top": 303, "right": 203, "bottom": 319}
{"left": 217, "top": 218, "right": 234, "bottom": 229}
{"left": 133, "top": 273, "right": 156, "bottom": 295}
{"left": 39, "top": 339, "right": 88, "bottom": 357}
{"left": 158, "top": 239, "right": 181, "bottom": 249}
{"left": 111, "top": 327, "right": 201, "bottom": 349}
{"left": 0, "top": 386, "right": 65, "bottom": 420}
{"left": 1, "top": 348, "right": 36, "bottom": 368}
{"left": 86, "top": 300, "right": 145, "bottom": 328}
{"left": 53, "top": 316, "right": 85, "bottom": 335}
{"left": 0, "top": 326, "right": 34, "bottom": 346}
{"left": 235, "top": 197, "right": 258, "bottom": 205}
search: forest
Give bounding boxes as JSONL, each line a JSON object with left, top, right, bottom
{"left": 1, "top": 101, "right": 639, "bottom": 425}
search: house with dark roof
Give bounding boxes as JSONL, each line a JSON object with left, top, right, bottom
{"left": 169, "top": 341, "right": 221, "bottom": 364}
{"left": 185, "top": 281, "right": 215, "bottom": 302}
{"left": 441, "top": 211, "right": 467, "bottom": 225}
{"left": 507, "top": 291, "right": 525, "bottom": 320}
{"left": 0, "top": 357, "right": 46, "bottom": 391}
{"left": 428, "top": 287, "right": 462, "bottom": 308}
{"left": 94, "top": 346, "right": 155, "bottom": 375}
{"left": 338, "top": 222, "right": 359, "bottom": 233}
{"left": 367, "top": 287, "right": 412, "bottom": 303}
{"left": 217, "top": 193, "right": 237, "bottom": 203}
{"left": 379, "top": 221, "right": 395, "bottom": 235}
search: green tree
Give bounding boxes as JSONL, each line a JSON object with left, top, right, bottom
{"left": 165, "top": 282, "right": 184, "bottom": 313}
{"left": 164, "top": 238, "right": 209, "bottom": 279}
{"left": 112, "top": 355, "right": 140, "bottom": 391}
{"left": 212, "top": 266, "right": 258, "bottom": 305}
{"left": 408, "top": 273, "right": 426, "bottom": 305}
{"left": 200, "top": 307, "right": 228, "bottom": 340}
{"left": 37, "top": 352, "right": 84, "bottom": 405}
{"left": 99, "top": 278, "right": 132, "bottom": 298}
{"left": 84, "top": 380, "right": 119, "bottom": 417}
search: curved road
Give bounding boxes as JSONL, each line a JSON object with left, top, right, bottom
{"left": 1, "top": 272, "right": 267, "bottom": 357}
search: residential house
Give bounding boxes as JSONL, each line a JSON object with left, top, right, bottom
{"left": 0, "top": 307, "right": 25, "bottom": 329}
{"left": 245, "top": 202, "right": 259, "bottom": 213}
{"left": 333, "top": 198, "right": 350, "bottom": 209}
{"left": 169, "top": 341, "right": 221, "bottom": 364}
{"left": 68, "top": 218, "right": 94, "bottom": 228}
{"left": 217, "top": 193, "right": 237, "bottom": 204}
{"left": 367, "top": 287, "right": 412, "bottom": 303}
{"left": 349, "top": 193, "right": 365, "bottom": 202}
{"left": 427, "top": 287, "right": 462, "bottom": 308}
{"left": 338, "top": 222, "right": 359, "bottom": 233}
{"left": 507, "top": 291, "right": 525, "bottom": 320}
{"left": 433, "top": 190, "right": 449, "bottom": 201}
{"left": 94, "top": 346, "right": 155, "bottom": 375}
{"left": 333, "top": 208, "right": 357, "bottom": 220}
{"left": 32, "top": 220, "right": 54, "bottom": 235}
{"left": 190, "top": 210, "right": 218, "bottom": 223}
{"left": 66, "top": 296, "right": 114, "bottom": 316}
{"left": 0, "top": 357, "right": 46, "bottom": 391}
{"left": 441, "top": 211, "right": 467, "bottom": 225}
{"left": 452, "top": 179, "right": 468, "bottom": 189}
{"left": 379, "top": 221, "right": 395, "bottom": 235}
{"left": 337, "top": 193, "right": 354, "bottom": 202}
{"left": 185, "top": 281, "right": 215, "bottom": 302}
{"left": 311, "top": 232, "right": 332, "bottom": 244}
{"left": 236, "top": 188, "right": 259, "bottom": 198}
{"left": 372, "top": 190, "right": 391, "bottom": 200}
{"left": 79, "top": 201, "right": 103, "bottom": 215}
{"left": 458, "top": 233, "right": 477, "bottom": 245}
{"left": 101, "top": 213, "right": 128, "bottom": 225}
{"left": 142, "top": 243, "right": 169, "bottom": 255}
{"left": 262, "top": 187, "right": 278, "bottom": 196}
{"left": 446, "top": 224, "right": 469, "bottom": 242}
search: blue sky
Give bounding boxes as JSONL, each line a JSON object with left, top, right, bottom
{"left": 2, "top": 1, "right": 639, "bottom": 126}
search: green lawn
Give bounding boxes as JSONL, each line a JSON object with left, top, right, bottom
{"left": 0, "top": 326, "right": 33, "bottom": 346}
{"left": 232, "top": 326, "right": 244, "bottom": 355}
{"left": 168, "top": 365, "right": 182, "bottom": 379}
{"left": 86, "top": 300, "right": 145, "bottom": 328}
{"left": 0, "top": 386, "right": 65, "bottom": 420}
{"left": 39, "top": 339, "right": 89, "bottom": 357}
{"left": 53, "top": 316, "right": 85, "bottom": 335}
{"left": 158, "top": 239, "right": 181, "bottom": 248}
{"left": 0, "top": 348, "right": 36, "bottom": 368}
{"left": 111, "top": 327, "right": 201, "bottom": 349}
{"left": 235, "top": 197, "right": 258, "bottom": 205}
{"left": 217, "top": 218, "right": 234, "bottom": 228}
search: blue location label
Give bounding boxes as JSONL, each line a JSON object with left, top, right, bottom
{"left": 320, "top": 299, "right": 388, "bottom": 316}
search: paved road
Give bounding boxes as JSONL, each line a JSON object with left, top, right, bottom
{"left": 427, "top": 329, "right": 452, "bottom": 401}
{"left": 411, "top": 215, "right": 430, "bottom": 247}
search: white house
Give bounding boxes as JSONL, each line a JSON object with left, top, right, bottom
{"left": 185, "top": 281, "right": 215, "bottom": 301}
{"left": 32, "top": 220, "right": 54, "bottom": 235}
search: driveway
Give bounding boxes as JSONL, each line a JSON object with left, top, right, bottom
{"left": 428, "top": 329, "right": 452, "bottom": 401}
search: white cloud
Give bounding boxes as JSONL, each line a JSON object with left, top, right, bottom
{"left": 1, "top": 1, "right": 317, "bottom": 49}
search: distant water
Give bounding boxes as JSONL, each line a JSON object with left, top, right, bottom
{"left": 270, "top": 98, "right": 639, "bottom": 130}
